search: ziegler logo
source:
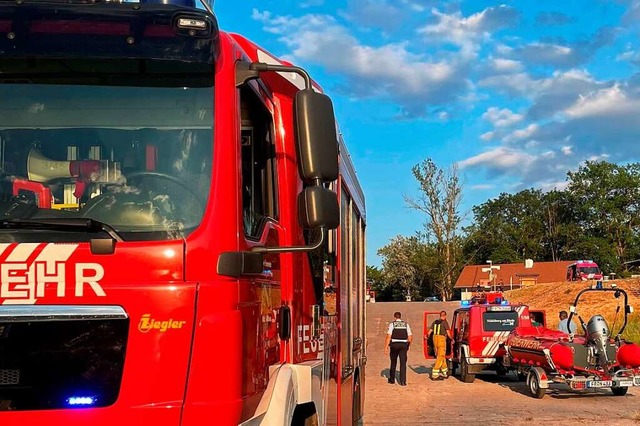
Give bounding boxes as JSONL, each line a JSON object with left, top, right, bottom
{"left": 138, "top": 314, "right": 186, "bottom": 333}
{"left": 0, "top": 243, "right": 105, "bottom": 305}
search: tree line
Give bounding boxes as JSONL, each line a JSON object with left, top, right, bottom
{"left": 370, "top": 160, "right": 640, "bottom": 302}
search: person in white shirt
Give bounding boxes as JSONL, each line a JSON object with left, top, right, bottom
{"left": 558, "top": 310, "right": 577, "bottom": 334}
{"left": 384, "top": 312, "right": 413, "bottom": 386}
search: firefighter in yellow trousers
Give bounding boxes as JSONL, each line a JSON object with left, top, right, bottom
{"left": 428, "top": 310, "right": 452, "bottom": 380}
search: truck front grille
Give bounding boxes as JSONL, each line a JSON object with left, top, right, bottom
{"left": 0, "top": 369, "right": 19, "bottom": 385}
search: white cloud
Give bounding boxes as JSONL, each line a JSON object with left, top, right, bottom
{"left": 481, "top": 107, "right": 523, "bottom": 127}
{"left": 252, "top": 9, "right": 471, "bottom": 116}
{"left": 561, "top": 145, "right": 573, "bottom": 155}
{"left": 458, "top": 147, "right": 534, "bottom": 171}
{"left": 616, "top": 50, "right": 640, "bottom": 64}
{"left": 539, "top": 180, "right": 569, "bottom": 192}
{"left": 470, "top": 184, "right": 495, "bottom": 190}
{"left": 490, "top": 58, "right": 523, "bottom": 73}
{"left": 564, "top": 85, "right": 640, "bottom": 118}
{"left": 417, "top": 5, "right": 518, "bottom": 56}
{"left": 510, "top": 27, "right": 616, "bottom": 68}
{"left": 503, "top": 123, "right": 539, "bottom": 143}
{"left": 480, "top": 131, "right": 495, "bottom": 141}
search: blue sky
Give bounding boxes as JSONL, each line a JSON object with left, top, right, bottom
{"left": 214, "top": 1, "right": 640, "bottom": 267}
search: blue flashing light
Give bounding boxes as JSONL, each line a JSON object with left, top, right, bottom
{"left": 67, "top": 396, "right": 96, "bottom": 406}
{"left": 461, "top": 300, "right": 470, "bottom": 306}
{"left": 501, "top": 300, "right": 508, "bottom": 305}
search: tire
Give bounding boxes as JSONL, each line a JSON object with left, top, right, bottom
{"left": 451, "top": 361, "right": 458, "bottom": 377}
{"left": 527, "top": 371, "right": 546, "bottom": 399}
{"left": 611, "top": 386, "right": 628, "bottom": 396}
{"left": 460, "top": 356, "right": 476, "bottom": 383}
{"left": 496, "top": 365, "right": 507, "bottom": 378}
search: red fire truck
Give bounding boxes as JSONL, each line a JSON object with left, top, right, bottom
{"left": 566, "top": 260, "right": 603, "bottom": 281}
{"left": 0, "top": 1, "right": 366, "bottom": 425}
{"left": 424, "top": 291, "right": 545, "bottom": 383}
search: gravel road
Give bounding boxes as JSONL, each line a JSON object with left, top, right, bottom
{"left": 364, "top": 301, "right": 640, "bottom": 425}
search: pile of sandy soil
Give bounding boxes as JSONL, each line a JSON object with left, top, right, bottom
{"left": 504, "top": 279, "right": 640, "bottom": 330}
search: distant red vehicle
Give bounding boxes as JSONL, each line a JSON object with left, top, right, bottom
{"left": 567, "top": 260, "right": 603, "bottom": 281}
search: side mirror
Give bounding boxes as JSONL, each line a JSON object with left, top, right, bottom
{"left": 294, "top": 89, "right": 338, "bottom": 182}
{"left": 298, "top": 186, "right": 339, "bottom": 229}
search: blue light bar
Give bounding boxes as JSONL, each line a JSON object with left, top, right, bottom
{"left": 501, "top": 300, "right": 508, "bottom": 305}
{"left": 67, "top": 396, "right": 96, "bottom": 406}
{"left": 461, "top": 300, "right": 470, "bottom": 306}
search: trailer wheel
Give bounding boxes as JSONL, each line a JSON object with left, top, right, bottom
{"left": 527, "top": 371, "right": 545, "bottom": 399}
{"left": 460, "top": 357, "right": 475, "bottom": 383}
{"left": 611, "top": 386, "right": 628, "bottom": 396}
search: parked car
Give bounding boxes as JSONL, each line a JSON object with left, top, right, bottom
{"left": 424, "top": 296, "right": 440, "bottom": 302}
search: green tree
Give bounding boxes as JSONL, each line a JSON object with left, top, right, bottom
{"left": 567, "top": 161, "right": 640, "bottom": 270}
{"left": 377, "top": 236, "right": 420, "bottom": 301}
{"left": 404, "top": 159, "right": 463, "bottom": 300}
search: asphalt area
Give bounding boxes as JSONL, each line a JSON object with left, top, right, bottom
{"left": 364, "top": 301, "right": 640, "bottom": 425}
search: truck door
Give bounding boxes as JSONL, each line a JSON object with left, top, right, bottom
{"left": 422, "top": 312, "right": 452, "bottom": 359}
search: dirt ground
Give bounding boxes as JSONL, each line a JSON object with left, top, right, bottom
{"left": 364, "top": 301, "right": 640, "bottom": 425}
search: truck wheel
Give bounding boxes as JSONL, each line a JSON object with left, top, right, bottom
{"left": 527, "top": 371, "right": 545, "bottom": 399}
{"left": 460, "top": 357, "right": 475, "bottom": 383}
{"left": 611, "top": 386, "right": 628, "bottom": 396}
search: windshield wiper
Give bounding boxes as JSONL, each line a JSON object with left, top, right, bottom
{"left": 0, "top": 218, "right": 124, "bottom": 242}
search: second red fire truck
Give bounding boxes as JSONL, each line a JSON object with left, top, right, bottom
{"left": 424, "top": 291, "right": 545, "bottom": 382}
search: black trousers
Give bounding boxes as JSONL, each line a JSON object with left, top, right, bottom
{"left": 389, "top": 342, "right": 408, "bottom": 383}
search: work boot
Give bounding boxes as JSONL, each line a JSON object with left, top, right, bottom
{"left": 387, "top": 378, "right": 395, "bottom": 384}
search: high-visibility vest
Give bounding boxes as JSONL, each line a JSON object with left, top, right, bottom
{"left": 432, "top": 319, "right": 448, "bottom": 336}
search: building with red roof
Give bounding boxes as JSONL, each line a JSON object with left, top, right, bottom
{"left": 455, "top": 260, "right": 574, "bottom": 291}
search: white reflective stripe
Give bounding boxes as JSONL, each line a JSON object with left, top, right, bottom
{"left": 33, "top": 243, "right": 78, "bottom": 263}
{"left": 482, "top": 331, "right": 501, "bottom": 356}
{"left": 257, "top": 49, "right": 306, "bottom": 91}
{"left": 6, "top": 243, "right": 40, "bottom": 262}
{"left": 482, "top": 331, "right": 509, "bottom": 356}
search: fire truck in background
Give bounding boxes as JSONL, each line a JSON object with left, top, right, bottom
{"left": 424, "top": 290, "right": 545, "bottom": 383}
{"left": 0, "top": 1, "right": 366, "bottom": 425}
{"left": 567, "top": 260, "right": 603, "bottom": 281}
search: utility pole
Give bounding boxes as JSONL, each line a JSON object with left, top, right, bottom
{"left": 482, "top": 260, "right": 501, "bottom": 291}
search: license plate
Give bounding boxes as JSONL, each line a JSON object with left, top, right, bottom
{"left": 615, "top": 381, "right": 634, "bottom": 387}
{"left": 586, "top": 380, "right": 612, "bottom": 388}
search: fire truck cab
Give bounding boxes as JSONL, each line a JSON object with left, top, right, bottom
{"left": 567, "top": 260, "right": 603, "bottom": 281}
{"left": 425, "top": 291, "right": 545, "bottom": 383}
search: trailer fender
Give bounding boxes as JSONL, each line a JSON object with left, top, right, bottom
{"left": 529, "top": 366, "right": 549, "bottom": 389}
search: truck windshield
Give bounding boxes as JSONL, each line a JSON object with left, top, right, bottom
{"left": 579, "top": 267, "right": 600, "bottom": 274}
{"left": 0, "top": 83, "right": 213, "bottom": 241}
